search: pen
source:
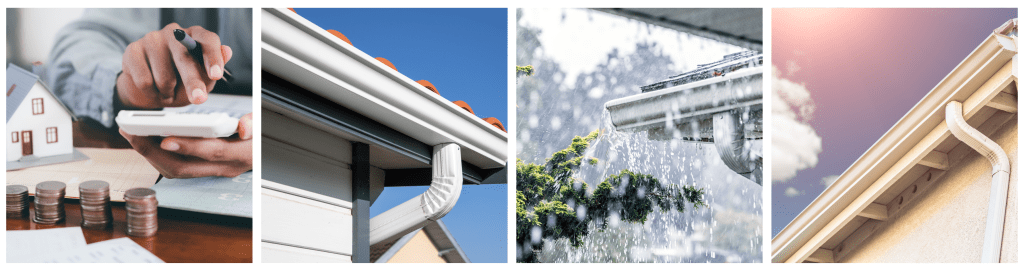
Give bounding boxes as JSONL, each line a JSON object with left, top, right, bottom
{"left": 173, "top": 29, "right": 233, "bottom": 82}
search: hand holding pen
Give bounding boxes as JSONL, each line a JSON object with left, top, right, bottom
{"left": 116, "top": 23, "right": 234, "bottom": 110}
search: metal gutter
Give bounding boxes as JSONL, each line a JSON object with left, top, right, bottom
{"left": 262, "top": 72, "right": 431, "bottom": 165}
{"left": 261, "top": 8, "right": 507, "bottom": 170}
{"left": 604, "top": 67, "right": 763, "bottom": 132}
{"left": 772, "top": 28, "right": 1017, "bottom": 262}
{"left": 946, "top": 101, "right": 1011, "bottom": 263}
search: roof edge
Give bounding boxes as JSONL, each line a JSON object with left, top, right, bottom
{"left": 773, "top": 23, "right": 1018, "bottom": 262}
{"left": 260, "top": 8, "right": 507, "bottom": 168}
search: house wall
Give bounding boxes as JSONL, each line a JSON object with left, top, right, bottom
{"left": 7, "top": 82, "right": 73, "bottom": 161}
{"left": 386, "top": 230, "right": 447, "bottom": 263}
{"left": 260, "top": 107, "right": 392, "bottom": 263}
{"left": 842, "top": 115, "right": 1018, "bottom": 263}
{"left": 261, "top": 110, "right": 355, "bottom": 262}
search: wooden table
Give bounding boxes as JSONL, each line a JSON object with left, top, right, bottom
{"left": 7, "top": 199, "right": 252, "bottom": 263}
{"left": 6, "top": 120, "right": 253, "bottom": 263}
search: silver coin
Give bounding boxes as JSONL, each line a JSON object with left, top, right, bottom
{"left": 35, "top": 181, "right": 66, "bottom": 193}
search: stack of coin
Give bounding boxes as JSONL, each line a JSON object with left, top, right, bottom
{"left": 79, "top": 180, "right": 113, "bottom": 229}
{"left": 7, "top": 185, "right": 30, "bottom": 219}
{"left": 124, "top": 188, "right": 158, "bottom": 237}
{"left": 34, "top": 181, "right": 66, "bottom": 224}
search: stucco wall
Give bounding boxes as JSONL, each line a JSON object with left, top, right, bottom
{"left": 842, "top": 115, "right": 1017, "bottom": 262}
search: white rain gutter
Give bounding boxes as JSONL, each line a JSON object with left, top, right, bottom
{"left": 369, "top": 143, "right": 463, "bottom": 245}
{"left": 945, "top": 101, "right": 1011, "bottom": 263}
{"left": 261, "top": 8, "right": 507, "bottom": 169}
{"left": 604, "top": 67, "right": 763, "bottom": 132}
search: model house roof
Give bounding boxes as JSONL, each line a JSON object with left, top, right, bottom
{"left": 772, "top": 19, "right": 1018, "bottom": 263}
{"left": 369, "top": 219, "right": 469, "bottom": 263}
{"left": 6, "top": 63, "right": 77, "bottom": 123}
{"left": 261, "top": 8, "right": 507, "bottom": 185}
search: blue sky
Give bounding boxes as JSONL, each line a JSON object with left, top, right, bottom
{"left": 295, "top": 8, "right": 508, "bottom": 263}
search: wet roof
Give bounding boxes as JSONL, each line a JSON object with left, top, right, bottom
{"left": 594, "top": 8, "right": 763, "bottom": 52}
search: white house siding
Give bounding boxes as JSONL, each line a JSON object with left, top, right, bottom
{"left": 261, "top": 110, "right": 356, "bottom": 262}
{"left": 7, "top": 82, "right": 73, "bottom": 161}
{"left": 262, "top": 241, "right": 352, "bottom": 263}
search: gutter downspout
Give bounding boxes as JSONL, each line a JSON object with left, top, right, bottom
{"left": 945, "top": 101, "right": 1011, "bottom": 263}
{"left": 369, "top": 143, "right": 463, "bottom": 245}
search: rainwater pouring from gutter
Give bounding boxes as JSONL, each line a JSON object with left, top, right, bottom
{"left": 369, "top": 143, "right": 463, "bottom": 245}
{"left": 604, "top": 51, "right": 763, "bottom": 185}
{"left": 945, "top": 101, "right": 1011, "bottom": 263}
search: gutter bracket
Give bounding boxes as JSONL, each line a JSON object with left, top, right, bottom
{"left": 946, "top": 101, "right": 1012, "bottom": 263}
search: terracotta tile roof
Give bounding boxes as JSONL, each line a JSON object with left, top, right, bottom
{"left": 374, "top": 57, "right": 398, "bottom": 71}
{"left": 416, "top": 80, "right": 439, "bottom": 95}
{"left": 452, "top": 101, "right": 474, "bottom": 114}
{"left": 320, "top": 27, "right": 507, "bottom": 133}
{"left": 482, "top": 117, "right": 505, "bottom": 132}
{"left": 326, "top": 30, "right": 352, "bottom": 46}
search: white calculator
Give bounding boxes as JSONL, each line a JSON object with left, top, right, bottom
{"left": 116, "top": 110, "right": 239, "bottom": 138}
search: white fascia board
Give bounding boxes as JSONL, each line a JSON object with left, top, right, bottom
{"left": 261, "top": 8, "right": 507, "bottom": 169}
{"left": 772, "top": 31, "right": 1017, "bottom": 262}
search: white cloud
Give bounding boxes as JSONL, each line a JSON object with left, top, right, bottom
{"left": 784, "top": 187, "right": 803, "bottom": 197}
{"left": 786, "top": 60, "right": 801, "bottom": 76}
{"left": 821, "top": 175, "right": 840, "bottom": 187}
{"left": 772, "top": 65, "right": 823, "bottom": 182}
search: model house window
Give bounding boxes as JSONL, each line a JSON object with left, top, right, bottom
{"left": 32, "top": 98, "right": 44, "bottom": 115}
{"left": 46, "top": 127, "right": 58, "bottom": 143}
{"left": 11, "top": 132, "right": 18, "bottom": 143}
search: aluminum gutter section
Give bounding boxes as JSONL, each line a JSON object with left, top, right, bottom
{"left": 261, "top": 8, "right": 507, "bottom": 170}
{"left": 369, "top": 143, "right": 463, "bottom": 245}
{"left": 946, "top": 101, "right": 1011, "bottom": 263}
{"left": 605, "top": 67, "right": 763, "bottom": 132}
{"left": 772, "top": 29, "right": 1017, "bottom": 262}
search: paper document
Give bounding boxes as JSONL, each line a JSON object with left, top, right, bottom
{"left": 6, "top": 227, "right": 88, "bottom": 263}
{"left": 163, "top": 93, "right": 252, "bottom": 118}
{"left": 6, "top": 148, "right": 160, "bottom": 201}
{"left": 33, "top": 238, "right": 164, "bottom": 263}
{"left": 151, "top": 171, "right": 253, "bottom": 218}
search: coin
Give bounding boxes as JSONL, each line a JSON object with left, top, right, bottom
{"left": 78, "top": 180, "right": 112, "bottom": 229}
{"left": 33, "top": 181, "right": 66, "bottom": 224}
{"left": 124, "top": 188, "right": 158, "bottom": 237}
{"left": 7, "top": 185, "right": 29, "bottom": 219}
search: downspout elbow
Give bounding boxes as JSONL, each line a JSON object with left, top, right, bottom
{"left": 946, "top": 101, "right": 1011, "bottom": 263}
{"left": 369, "top": 143, "right": 463, "bottom": 245}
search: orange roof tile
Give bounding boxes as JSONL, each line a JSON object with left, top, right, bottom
{"left": 417, "top": 80, "right": 440, "bottom": 95}
{"left": 452, "top": 101, "right": 474, "bottom": 115}
{"left": 483, "top": 117, "right": 505, "bottom": 132}
{"left": 375, "top": 57, "right": 398, "bottom": 71}
{"left": 326, "top": 30, "right": 353, "bottom": 46}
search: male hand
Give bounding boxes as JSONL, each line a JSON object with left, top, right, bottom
{"left": 120, "top": 113, "right": 253, "bottom": 179}
{"left": 117, "top": 23, "right": 233, "bottom": 109}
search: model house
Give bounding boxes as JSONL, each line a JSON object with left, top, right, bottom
{"left": 6, "top": 64, "right": 76, "bottom": 164}
{"left": 773, "top": 19, "right": 1018, "bottom": 263}
{"left": 260, "top": 8, "right": 507, "bottom": 263}
{"left": 369, "top": 220, "right": 469, "bottom": 263}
